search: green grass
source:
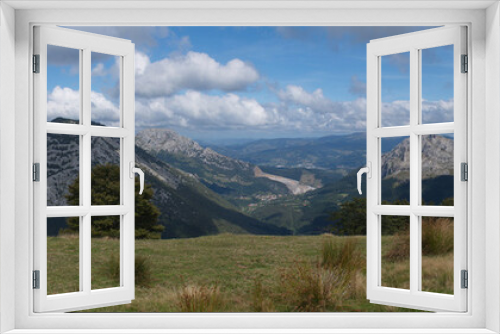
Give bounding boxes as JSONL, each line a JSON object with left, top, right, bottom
{"left": 46, "top": 234, "right": 452, "bottom": 312}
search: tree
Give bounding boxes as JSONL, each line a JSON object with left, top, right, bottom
{"left": 66, "top": 164, "right": 163, "bottom": 239}
{"left": 328, "top": 198, "right": 409, "bottom": 236}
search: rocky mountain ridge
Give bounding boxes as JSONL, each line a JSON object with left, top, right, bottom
{"left": 136, "top": 129, "right": 251, "bottom": 172}
{"left": 381, "top": 135, "right": 454, "bottom": 180}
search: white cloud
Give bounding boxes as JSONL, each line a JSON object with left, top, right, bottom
{"left": 136, "top": 91, "right": 269, "bottom": 129}
{"left": 47, "top": 86, "right": 80, "bottom": 121}
{"left": 422, "top": 99, "right": 454, "bottom": 123}
{"left": 135, "top": 51, "right": 259, "bottom": 97}
{"left": 135, "top": 52, "right": 151, "bottom": 76}
{"left": 48, "top": 84, "right": 453, "bottom": 135}
{"left": 380, "top": 100, "right": 410, "bottom": 127}
{"left": 90, "top": 91, "right": 120, "bottom": 126}
{"left": 91, "top": 63, "right": 107, "bottom": 76}
{"left": 47, "top": 86, "right": 120, "bottom": 126}
{"left": 278, "top": 85, "right": 336, "bottom": 114}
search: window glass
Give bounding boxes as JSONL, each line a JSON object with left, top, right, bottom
{"left": 421, "top": 45, "right": 454, "bottom": 124}
{"left": 47, "top": 45, "right": 80, "bottom": 123}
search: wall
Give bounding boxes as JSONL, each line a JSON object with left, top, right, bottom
{"left": 0, "top": 2, "right": 16, "bottom": 333}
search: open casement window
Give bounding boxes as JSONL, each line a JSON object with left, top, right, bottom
{"left": 33, "top": 26, "right": 138, "bottom": 312}
{"left": 364, "top": 26, "right": 467, "bottom": 312}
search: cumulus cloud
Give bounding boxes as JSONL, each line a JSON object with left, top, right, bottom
{"left": 422, "top": 99, "right": 454, "bottom": 123}
{"left": 47, "top": 86, "right": 120, "bottom": 126}
{"left": 48, "top": 84, "right": 453, "bottom": 135}
{"left": 47, "top": 86, "right": 80, "bottom": 121}
{"left": 135, "top": 51, "right": 260, "bottom": 97}
{"left": 277, "top": 85, "right": 336, "bottom": 114}
{"left": 136, "top": 91, "right": 269, "bottom": 129}
{"left": 380, "top": 100, "right": 410, "bottom": 127}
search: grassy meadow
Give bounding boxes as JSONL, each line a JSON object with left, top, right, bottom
{"left": 47, "top": 219, "right": 454, "bottom": 313}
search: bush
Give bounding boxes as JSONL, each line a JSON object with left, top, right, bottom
{"left": 422, "top": 217, "right": 453, "bottom": 256}
{"left": 66, "top": 164, "right": 164, "bottom": 239}
{"left": 176, "top": 284, "right": 227, "bottom": 312}
{"left": 135, "top": 255, "right": 153, "bottom": 287}
{"left": 321, "top": 237, "right": 364, "bottom": 299}
{"left": 321, "top": 238, "right": 363, "bottom": 272}
{"left": 279, "top": 261, "right": 347, "bottom": 312}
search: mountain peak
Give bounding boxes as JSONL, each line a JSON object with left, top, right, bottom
{"left": 136, "top": 128, "right": 251, "bottom": 171}
{"left": 382, "top": 134, "right": 453, "bottom": 180}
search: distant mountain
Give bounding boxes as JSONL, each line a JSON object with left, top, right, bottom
{"left": 136, "top": 129, "right": 290, "bottom": 199}
{"left": 382, "top": 135, "right": 453, "bottom": 180}
{"left": 210, "top": 132, "right": 403, "bottom": 170}
{"left": 47, "top": 119, "right": 291, "bottom": 238}
{"left": 380, "top": 134, "right": 454, "bottom": 205}
{"left": 272, "top": 135, "right": 455, "bottom": 235}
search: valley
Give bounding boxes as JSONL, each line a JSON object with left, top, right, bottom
{"left": 47, "top": 118, "right": 455, "bottom": 238}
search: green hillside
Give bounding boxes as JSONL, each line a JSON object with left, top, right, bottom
{"left": 136, "top": 147, "right": 292, "bottom": 239}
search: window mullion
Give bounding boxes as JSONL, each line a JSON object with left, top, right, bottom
{"left": 82, "top": 47, "right": 92, "bottom": 294}
{"left": 409, "top": 47, "right": 420, "bottom": 294}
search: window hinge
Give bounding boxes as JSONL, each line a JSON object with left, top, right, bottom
{"left": 461, "top": 270, "right": 468, "bottom": 289}
{"left": 33, "top": 54, "right": 40, "bottom": 73}
{"left": 461, "top": 162, "right": 468, "bottom": 181}
{"left": 461, "top": 54, "right": 468, "bottom": 73}
{"left": 33, "top": 163, "right": 40, "bottom": 182}
{"left": 33, "top": 270, "right": 40, "bottom": 289}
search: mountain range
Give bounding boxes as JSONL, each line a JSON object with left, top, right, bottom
{"left": 47, "top": 118, "right": 454, "bottom": 238}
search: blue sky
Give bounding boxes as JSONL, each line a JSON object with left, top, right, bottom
{"left": 46, "top": 26, "right": 454, "bottom": 141}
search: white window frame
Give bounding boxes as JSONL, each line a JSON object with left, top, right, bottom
{"left": 33, "top": 26, "right": 136, "bottom": 313}
{"left": 1, "top": 1, "right": 499, "bottom": 333}
{"left": 366, "top": 26, "right": 467, "bottom": 312}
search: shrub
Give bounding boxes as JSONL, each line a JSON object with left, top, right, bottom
{"left": 321, "top": 238, "right": 364, "bottom": 299}
{"left": 422, "top": 217, "right": 453, "bottom": 256}
{"left": 279, "top": 261, "right": 347, "bottom": 312}
{"left": 66, "top": 164, "right": 164, "bottom": 239}
{"left": 176, "top": 284, "right": 227, "bottom": 312}
{"left": 135, "top": 255, "right": 153, "bottom": 287}
{"left": 321, "top": 238, "right": 363, "bottom": 272}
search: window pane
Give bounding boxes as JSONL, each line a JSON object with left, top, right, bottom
{"left": 381, "top": 136, "right": 409, "bottom": 204}
{"left": 381, "top": 215, "right": 410, "bottom": 289}
{"left": 421, "top": 45, "right": 454, "bottom": 124}
{"left": 91, "top": 52, "right": 121, "bottom": 127}
{"left": 47, "top": 45, "right": 80, "bottom": 124}
{"left": 381, "top": 52, "right": 410, "bottom": 127}
{"left": 91, "top": 216, "right": 121, "bottom": 290}
{"left": 91, "top": 137, "right": 121, "bottom": 206}
{"left": 421, "top": 134, "right": 454, "bottom": 206}
{"left": 421, "top": 217, "right": 454, "bottom": 294}
{"left": 47, "top": 217, "right": 80, "bottom": 295}
{"left": 47, "top": 133, "right": 80, "bottom": 206}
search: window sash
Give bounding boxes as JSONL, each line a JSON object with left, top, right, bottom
{"left": 32, "top": 25, "right": 136, "bottom": 313}
{"left": 366, "top": 26, "right": 467, "bottom": 312}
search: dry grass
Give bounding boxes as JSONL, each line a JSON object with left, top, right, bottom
{"left": 422, "top": 217, "right": 454, "bottom": 256}
{"left": 384, "top": 230, "right": 410, "bottom": 262}
{"left": 279, "top": 261, "right": 348, "bottom": 312}
{"left": 422, "top": 254, "right": 454, "bottom": 294}
{"left": 42, "top": 234, "right": 453, "bottom": 313}
{"left": 321, "top": 237, "right": 365, "bottom": 299}
{"left": 252, "top": 277, "right": 275, "bottom": 312}
{"left": 176, "top": 284, "right": 227, "bottom": 312}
